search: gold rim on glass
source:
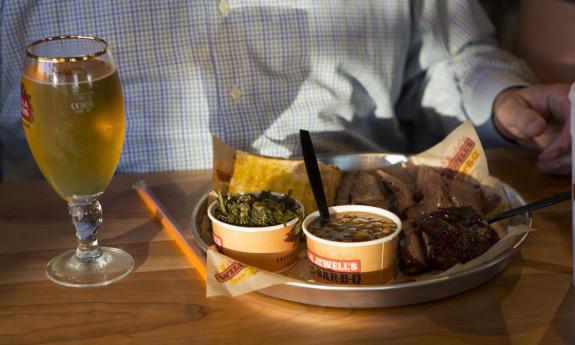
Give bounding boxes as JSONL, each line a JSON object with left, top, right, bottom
{"left": 26, "top": 35, "right": 108, "bottom": 63}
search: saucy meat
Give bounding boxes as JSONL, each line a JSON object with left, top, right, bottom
{"left": 398, "top": 206, "right": 499, "bottom": 275}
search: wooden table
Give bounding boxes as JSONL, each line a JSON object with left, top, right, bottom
{"left": 0, "top": 148, "right": 572, "bottom": 345}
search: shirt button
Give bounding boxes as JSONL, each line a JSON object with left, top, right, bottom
{"left": 219, "top": 0, "right": 229, "bottom": 16}
{"left": 230, "top": 85, "right": 241, "bottom": 101}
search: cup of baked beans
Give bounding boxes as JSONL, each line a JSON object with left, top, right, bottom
{"left": 302, "top": 205, "right": 402, "bottom": 285}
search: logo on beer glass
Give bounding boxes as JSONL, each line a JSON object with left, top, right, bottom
{"left": 20, "top": 84, "right": 34, "bottom": 123}
{"left": 70, "top": 92, "right": 95, "bottom": 114}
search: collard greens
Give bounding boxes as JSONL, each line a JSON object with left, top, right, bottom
{"left": 215, "top": 191, "right": 304, "bottom": 230}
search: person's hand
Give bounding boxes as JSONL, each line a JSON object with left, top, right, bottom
{"left": 492, "top": 84, "right": 571, "bottom": 175}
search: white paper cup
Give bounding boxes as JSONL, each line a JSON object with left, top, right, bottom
{"left": 207, "top": 193, "right": 302, "bottom": 272}
{"left": 302, "top": 205, "right": 402, "bottom": 285}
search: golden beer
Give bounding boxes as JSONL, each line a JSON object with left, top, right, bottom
{"left": 21, "top": 60, "right": 125, "bottom": 199}
{"left": 23, "top": 36, "right": 133, "bottom": 288}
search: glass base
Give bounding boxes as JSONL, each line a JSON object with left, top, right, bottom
{"left": 46, "top": 247, "right": 134, "bottom": 288}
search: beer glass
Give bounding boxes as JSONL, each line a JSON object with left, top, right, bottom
{"left": 21, "top": 36, "right": 133, "bottom": 287}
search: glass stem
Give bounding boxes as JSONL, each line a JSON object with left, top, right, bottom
{"left": 68, "top": 198, "right": 103, "bottom": 262}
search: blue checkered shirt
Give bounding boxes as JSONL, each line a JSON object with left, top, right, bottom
{"left": 0, "top": 0, "right": 535, "bottom": 180}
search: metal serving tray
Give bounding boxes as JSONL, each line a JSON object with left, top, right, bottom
{"left": 189, "top": 153, "right": 531, "bottom": 308}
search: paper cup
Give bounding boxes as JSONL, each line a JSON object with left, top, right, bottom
{"left": 207, "top": 193, "right": 302, "bottom": 272}
{"left": 302, "top": 205, "right": 402, "bottom": 285}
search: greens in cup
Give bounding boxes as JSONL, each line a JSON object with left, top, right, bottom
{"left": 214, "top": 190, "right": 304, "bottom": 231}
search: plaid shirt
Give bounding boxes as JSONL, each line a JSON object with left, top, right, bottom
{"left": 0, "top": 0, "right": 534, "bottom": 179}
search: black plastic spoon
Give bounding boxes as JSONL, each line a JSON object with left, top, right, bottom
{"left": 485, "top": 191, "right": 570, "bottom": 224}
{"left": 300, "top": 129, "right": 331, "bottom": 224}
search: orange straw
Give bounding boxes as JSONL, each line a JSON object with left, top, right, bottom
{"left": 133, "top": 180, "right": 207, "bottom": 283}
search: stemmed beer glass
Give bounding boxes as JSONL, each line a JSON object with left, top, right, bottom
{"left": 21, "top": 36, "right": 133, "bottom": 287}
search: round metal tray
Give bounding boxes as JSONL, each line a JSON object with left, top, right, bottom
{"left": 189, "top": 153, "right": 531, "bottom": 308}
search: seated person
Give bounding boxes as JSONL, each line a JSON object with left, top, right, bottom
{"left": 0, "top": 0, "right": 570, "bottom": 181}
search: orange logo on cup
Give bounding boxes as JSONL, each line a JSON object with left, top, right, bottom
{"left": 307, "top": 250, "right": 361, "bottom": 273}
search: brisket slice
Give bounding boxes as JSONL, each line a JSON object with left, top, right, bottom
{"left": 403, "top": 166, "right": 485, "bottom": 219}
{"left": 334, "top": 171, "right": 358, "bottom": 205}
{"left": 376, "top": 170, "right": 412, "bottom": 215}
{"left": 334, "top": 171, "right": 393, "bottom": 211}
{"left": 334, "top": 170, "right": 412, "bottom": 215}
{"left": 447, "top": 177, "right": 484, "bottom": 215}
{"left": 398, "top": 206, "right": 499, "bottom": 275}
{"left": 347, "top": 171, "right": 392, "bottom": 209}
{"left": 398, "top": 219, "right": 430, "bottom": 275}
{"left": 402, "top": 165, "right": 451, "bottom": 219}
